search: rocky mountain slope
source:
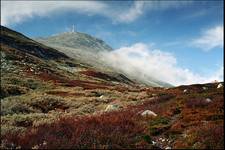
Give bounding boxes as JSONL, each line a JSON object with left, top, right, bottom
{"left": 1, "top": 26, "right": 69, "bottom": 60}
{"left": 36, "top": 31, "right": 172, "bottom": 87}
{"left": 1, "top": 26, "right": 224, "bottom": 149}
{"left": 36, "top": 31, "right": 112, "bottom": 52}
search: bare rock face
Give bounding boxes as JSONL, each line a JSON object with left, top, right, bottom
{"left": 205, "top": 98, "right": 212, "bottom": 103}
{"left": 202, "top": 86, "right": 208, "bottom": 90}
{"left": 141, "top": 110, "right": 157, "bottom": 117}
{"left": 217, "top": 83, "right": 223, "bottom": 89}
{"left": 105, "top": 104, "right": 121, "bottom": 112}
{"left": 183, "top": 89, "right": 188, "bottom": 93}
{"left": 1, "top": 26, "right": 69, "bottom": 60}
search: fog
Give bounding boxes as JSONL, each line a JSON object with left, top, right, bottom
{"left": 100, "top": 43, "right": 223, "bottom": 86}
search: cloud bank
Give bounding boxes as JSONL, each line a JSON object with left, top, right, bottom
{"left": 1, "top": 1, "right": 107, "bottom": 26}
{"left": 100, "top": 43, "right": 223, "bottom": 86}
{"left": 192, "top": 25, "right": 224, "bottom": 51}
{"left": 1, "top": 1, "right": 192, "bottom": 26}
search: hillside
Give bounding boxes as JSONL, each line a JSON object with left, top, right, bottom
{"left": 0, "top": 26, "right": 224, "bottom": 149}
{"left": 36, "top": 31, "right": 172, "bottom": 87}
{"left": 1, "top": 26, "right": 69, "bottom": 60}
{"left": 36, "top": 31, "right": 112, "bottom": 52}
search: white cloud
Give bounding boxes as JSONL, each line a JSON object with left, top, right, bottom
{"left": 205, "top": 66, "right": 224, "bottom": 83}
{"left": 192, "top": 25, "right": 224, "bottom": 51}
{"left": 100, "top": 43, "right": 223, "bottom": 86}
{"left": 1, "top": 1, "right": 193, "bottom": 26}
{"left": 107, "top": 1, "right": 192, "bottom": 23}
{"left": 1, "top": 1, "right": 107, "bottom": 26}
{"left": 114, "top": 1, "right": 145, "bottom": 23}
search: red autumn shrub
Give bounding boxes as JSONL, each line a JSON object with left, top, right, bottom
{"left": 2, "top": 110, "right": 151, "bottom": 149}
{"left": 197, "top": 124, "right": 224, "bottom": 149}
{"left": 186, "top": 98, "right": 208, "bottom": 108}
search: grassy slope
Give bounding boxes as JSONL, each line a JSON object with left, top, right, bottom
{"left": 1, "top": 80, "right": 224, "bottom": 149}
{"left": 36, "top": 32, "right": 173, "bottom": 88}
{"left": 1, "top": 26, "right": 224, "bottom": 149}
{"left": 36, "top": 32, "right": 113, "bottom": 52}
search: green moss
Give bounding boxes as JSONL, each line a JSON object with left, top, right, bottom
{"left": 143, "top": 135, "right": 152, "bottom": 144}
{"left": 149, "top": 116, "right": 170, "bottom": 126}
{"left": 149, "top": 116, "right": 170, "bottom": 136}
{"left": 0, "top": 84, "right": 29, "bottom": 99}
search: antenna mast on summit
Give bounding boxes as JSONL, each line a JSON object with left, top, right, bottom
{"left": 72, "top": 25, "right": 76, "bottom": 32}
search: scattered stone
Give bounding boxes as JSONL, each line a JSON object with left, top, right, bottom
{"left": 152, "top": 93, "right": 157, "bottom": 97}
{"left": 149, "top": 97, "right": 156, "bottom": 101}
{"left": 42, "top": 141, "right": 47, "bottom": 146}
{"left": 193, "top": 142, "right": 201, "bottom": 148}
{"left": 183, "top": 89, "right": 188, "bottom": 93}
{"left": 141, "top": 110, "right": 157, "bottom": 117}
{"left": 165, "top": 146, "right": 171, "bottom": 149}
{"left": 32, "top": 145, "right": 39, "bottom": 149}
{"left": 103, "top": 99, "right": 110, "bottom": 103}
{"left": 202, "top": 86, "right": 208, "bottom": 90}
{"left": 182, "top": 133, "right": 187, "bottom": 138}
{"left": 99, "top": 95, "right": 104, "bottom": 99}
{"left": 152, "top": 141, "right": 157, "bottom": 145}
{"left": 161, "top": 138, "right": 165, "bottom": 142}
{"left": 217, "top": 83, "right": 223, "bottom": 89}
{"left": 205, "top": 98, "right": 212, "bottom": 103}
{"left": 105, "top": 104, "right": 120, "bottom": 112}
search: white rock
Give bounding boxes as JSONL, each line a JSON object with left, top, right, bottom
{"left": 42, "top": 141, "right": 47, "bottom": 146}
{"left": 152, "top": 94, "right": 157, "bottom": 97}
{"left": 182, "top": 133, "right": 187, "bottom": 138}
{"left": 152, "top": 141, "right": 156, "bottom": 145}
{"left": 217, "top": 83, "right": 223, "bottom": 89}
{"left": 141, "top": 110, "right": 157, "bottom": 117}
{"left": 202, "top": 87, "right": 208, "bottom": 90}
{"left": 205, "top": 98, "right": 212, "bottom": 103}
{"left": 105, "top": 104, "right": 119, "bottom": 112}
{"left": 183, "top": 89, "right": 188, "bottom": 93}
{"left": 99, "top": 95, "right": 104, "bottom": 99}
{"left": 161, "top": 139, "right": 165, "bottom": 142}
{"left": 165, "top": 146, "right": 171, "bottom": 149}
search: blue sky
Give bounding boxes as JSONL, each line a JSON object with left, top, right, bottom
{"left": 1, "top": 1, "right": 224, "bottom": 85}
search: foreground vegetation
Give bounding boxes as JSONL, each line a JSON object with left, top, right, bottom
{"left": 1, "top": 25, "right": 224, "bottom": 149}
{"left": 1, "top": 79, "right": 224, "bottom": 149}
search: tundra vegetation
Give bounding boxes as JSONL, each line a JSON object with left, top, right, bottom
{"left": 0, "top": 26, "right": 224, "bottom": 149}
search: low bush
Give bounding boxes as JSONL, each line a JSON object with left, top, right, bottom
{"left": 186, "top": 98, "right": 208, "bottom": 108}
{"left": 2, "top": 109, "right": 153, "bottom": 149}
{"left": 1, "top": 99, "right": 34, "bottom": 115}
{"left": 0, "top": 84, "right": 28, "bottom": 99}
{"left": 29, "top": 96, "right": 68, "bottom": 113}
{"left": 149, "top": 116, "right": 170, "bottom": 136}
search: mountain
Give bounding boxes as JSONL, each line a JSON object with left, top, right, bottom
{"left": 36, "top": 31, "right": 172, "bottom": 87}
{"left": 1, "top": 26, "right": 68, "bottom": 60}
{"left": 36, "top": 31, "right": 112, "bottom": 52}
{"left": 1, "top": 26, "right": 224, "bottom": 149}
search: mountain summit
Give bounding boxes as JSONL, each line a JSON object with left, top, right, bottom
{"left": 36, "top": 30, "right": 172, "bottom": 87}
{"left": 37, "top": 31, "right": 112, "bottom": 52}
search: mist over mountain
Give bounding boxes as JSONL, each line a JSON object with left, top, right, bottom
{"left": 36, "top": 31, "right": 172, "bottom": 87}
{"left": 1, "top": 25, "right": 223, "bottom": 150}
{"left": 36, "top": 31, "right": 113, "bottom": 52}
{"left": 1, "top": 1, "right": 223, "bottom": 149}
